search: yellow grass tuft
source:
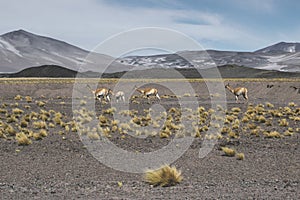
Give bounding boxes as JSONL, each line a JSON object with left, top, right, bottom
{"left": 144, "top": 165, "right": 183, "bottom": 187}
{"left": 241, "top": 116, "right": 250, "bottom": 123}
{"left": 236, "top": 153, "right": 245, "bottom": 160}
{"left": 103, "top": 107, "right": 116, "bottom": 114}
{"left": 98, "top": 115, "right": 108, "bottom": 125}
{"left": 80, "top": 100, "right": 87, "bottom": 106}
{"left": 5, "top": 124, "right": 16, "bottom": 136}
{"left": 6, "top": 115, "right": 18, "bottom": 123}
{"left": 221, "top": 147, "right": 236, "bottom": 157}
{"left": 247, "top": 123, "right": 257, "bottom": 130}
{"left": 14, "top": 95, "right": 22, "bottom": 100}
{"left": 231, "top": 107, "right": 241, "bottom": 113}
{"left": 250, "top": 128, "right": 261, "bottom": 137}
{"left": 25, "top": 96, "right": 32, "bottom": 103}
{"left": 88, "top": 132, "right": 100, "bottom": 140}
{"left": 197, "top": 106, "right": 206, "bottom": 113}
{"left": 12, "top": 108, "right": 24, "bottom": 115}
{"left": 39, "top": 129, "right": 48, "bottom": 137}
{"left": 15, "top": 132, "right": 32, "bottom": 145}
{"left": 159, "top": 128, "right": 171, "bottom": 138}
{"left": 20, "top": 120, "right": 28, "bottom": 128}
{"left": 288, "top": 102, "right": 297, "bottom": 107}
{"left": 36, "top": 101, "right": 46, "bottom": 107}
{"left": 265, "top": 102, "right": 274, "bottom": 108}
{"left": 228, "top": 131, "right": 238, "bottom": 138}
{"left": 33, "top": 121, "right": 47, "bottom": 129}
{"left": 278, "top": 118, "right": 289, "bottom": 127}
{"left": 257, "top": 115, "right": 266, "bottom": 123}
{"left": 0, "top": 108, "right": 7, "bottom": 114}
{"left": 221, "top": 126, "right": 231, "bottom": 134}
{"left": 264, "top": 131, "right": 282, "bottom": 138}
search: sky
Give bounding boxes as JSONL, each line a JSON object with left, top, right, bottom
{"left": 1, "top": 0, "right": 300, "bottom": 55}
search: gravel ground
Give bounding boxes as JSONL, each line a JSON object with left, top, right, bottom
{"left": 0, "top": 79, "right": 299, "bottom": 199}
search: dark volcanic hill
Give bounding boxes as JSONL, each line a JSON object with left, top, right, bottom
{"left": 1, "top": 65, "right": 78, "bottom": 78}
{"left": 2, "top": 65, "right": 298, "bottom": 79}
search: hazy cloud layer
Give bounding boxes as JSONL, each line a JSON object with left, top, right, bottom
{"left": 1, "top": 0, "right": 299, "bottom": 54}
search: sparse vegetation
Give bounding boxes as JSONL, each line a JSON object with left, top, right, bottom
{"left": 236, "top": 153, "right": 245, "bottom": 160}
{"left": 221, "top": 147, "right": 236, "bottom": 157}
{"left": 144, "top": 165, "right": 183, "bottom": 187}
{"left": 15, "top": 132, "right": 32, "bottom": 145}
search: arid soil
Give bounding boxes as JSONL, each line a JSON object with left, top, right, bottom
{"left": 0, "top": 78, "right": 299, "bottom": 199}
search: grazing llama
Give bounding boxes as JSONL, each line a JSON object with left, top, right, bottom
{"left": 225, "top": 83, "right": 248, "bottom": 103}
{"left": 134, "top": 85, "right": 160, "bottom": 101}
{"left": 115, "top": 91, "right": 125, "bottom": 102}
{"left": 86, "top": 85, "right": 113, "bottom": 102}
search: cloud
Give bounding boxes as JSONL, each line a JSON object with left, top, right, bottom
{"left": 0, "top": 0, "right": 281, "bottom": 54}
{"left": 230, "top": 0, "right": 276, "bottom": 13}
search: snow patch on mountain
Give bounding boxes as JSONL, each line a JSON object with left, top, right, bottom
{"left": 0, "top": 38, "right": 23, "bottom": 57}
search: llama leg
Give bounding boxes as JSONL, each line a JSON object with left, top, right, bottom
{"left": 244, "top": 92, "right": 248, "bottom": 101}
{"left": 235, "top": 95, "right": 239, "bottom": 103}
{"left": 156, "top": 93, "right": 161, "bottom": 100}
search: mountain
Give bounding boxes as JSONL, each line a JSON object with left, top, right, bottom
{"left": 0, "top": 29, "right": 132, "bottom": 73}
{"left": 0, "top": 30, "right": 299, "bottom": 73}
{"left": 0, "top": 65, "right": 78, "bottom": 78}
{"left": 2, "top": 64, "right": 298, "bottom": 79}
{"left": 116, "top": 43, "right": 300, "bottom": 73}
{"left": 255, "top": 42, "right": 300, "bottom": 54}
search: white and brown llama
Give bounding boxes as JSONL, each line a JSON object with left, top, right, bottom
{"left": 134, "top": 85, "right": 160, "bottom": 102}
{"left": 225, "top": 83, "right": 248, "bottom": 103}
{"left": 86, "top": 85, "right": 113, "bottom": 102}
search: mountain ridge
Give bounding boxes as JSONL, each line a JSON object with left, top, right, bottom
{"left": 0, "top": 29, "right": 300, "bottom": 73}
{"left": 1, "top": 64, "right": 298, "bottom": 79}
{"left": 0, "top": 29, "right": 130, "bottom": 73}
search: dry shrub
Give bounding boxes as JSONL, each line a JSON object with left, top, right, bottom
{"left": 5, "top": 124, "right": 16, "bottom": 136}
{"left": 265, "top": 102, "right": 274, "bottom": 108}
{"left": 25, "top": 96, "right": 32, "bottom": 103}
{"left": 14, "top": 95, "right": 22, "bottom": 100}
{"left": 88, "top": 132, "right": 100, "bottom": 140}
{"left": 241, "top": 116, "right": 250, "bottom": 123}
{"left": 144, "top": 165, "right": 183, "bottom": 187}
{"left": 159, "top": 128, "right": 171, "bottom": 138}
{"left": 278, "top": 119, "right": 289, "bottom": 127}
{"left": 257, "top": 115, "right": 266, "bottom": 123}
{"left": 236, "top": 153, "right": 245, "bottom": 160}
{"left": 6, "top": 115, "right": 18, "bottom": 123}
{"left": 20, "top": 120, "right": 28, "bottom": 128}
{"left": 288, "top": 102, "right": 297, "bottom": 107}
{"left": 36, "top": 101, "right": 46, "bottom": 107}
{"left": 231, "top": 107, "right": 241, "bottom": 113}
{"left": 12, "top": 108, "right": 24, "bottom": 115}
{"left": 221, "top": 147, "right": 236, "bottom": 157}
{"left": 80, "top": 100, "right": 87, "bottom": 106}
{"left": 264, "top": 131, "right": 282, "bottom": 138}
{"left": 33, "top": 121, "right": 47, "bottom": 129}
{"left": 16, "top": 132, "right": 32, "bottom": 145}
{"left": 247, "top": 123, "right": 257, "bottom": 130}
{"left": 103, "top": 107, "right": 116, "bottom": 114}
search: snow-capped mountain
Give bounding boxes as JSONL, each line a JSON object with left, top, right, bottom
{"left": 117, "top": 42, "right": 300, "bottom": 72}
{"left": 0, "top": 30, "right": 299, "bottom": 73}
{"left": 255, "top": 42, "right": 300, "bottom": 54}
{"left": 0, "top": 29, "right": 130, "bottom": 73}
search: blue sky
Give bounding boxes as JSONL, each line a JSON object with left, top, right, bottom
{"left": 1, "top": 0, "right": 300, "bottom": 54}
